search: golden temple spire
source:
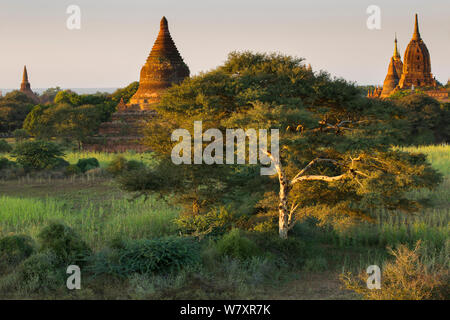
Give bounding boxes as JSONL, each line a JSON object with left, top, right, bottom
{"left": 393, "top": 33, "right": 401, "bottom": 60}
{"left": 412, "top": 14, "right": 421, "bottom": 40}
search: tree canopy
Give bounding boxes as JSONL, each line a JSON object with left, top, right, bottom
{"left": 117, "top": 52, "right": 442, "bottom": 238}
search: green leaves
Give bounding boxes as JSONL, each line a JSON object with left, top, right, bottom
{"left": 11, "top": 140, "right": 65, "bottom": 170}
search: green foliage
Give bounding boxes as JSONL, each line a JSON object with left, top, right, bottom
{"left": 76, "top": 157, "right": 100, "bottom": 173}
{"left": 89, "top": 237, "right": 201, "bottom": 277}
{"left": 0, "top": 140, "right": 12, "bottom": 153}
{"left": 216, "top": 229, "right": 260, "bottom": 260}
{"left": 107, "top": 156, "right": 146, "bottom": 177}
{"left": 0, "top": 157, "right": 15, "bottom": 170}
{"left": 176, "top": 206, "right": 238, "bottom": 237}
{"left": 111, "top": 82, "right": 139, "bottom": 104}
{"left": 393, "top": 94, "right": 449, "bottom": 144}
{"left": 64, "top": 164, "right": 82, "bottom": 176}
{"left": 0, "top": 91, "right": 36, "bottom": 133}
{"left": 37, "top": 222, "right": 91, "bottom": 265}
{"left": 107, "top": 156, "right": 128, "bottom": 175}
{"left": 39, "top": 87, "right": 62, "bottom": 104}
{"left": 14, "top": 250, "right": 65, "bottom": 293}
{"left": 130, "top": 51, "right": 442, "bottom": 235}
{"left": 0, "top": 235, "right": 35, "bottom": 268}
{"left": 12, "top": 128, "right": 29, "bottom": 142}
{"left": 11, "top": 140, "right": 65, "bottom": 170}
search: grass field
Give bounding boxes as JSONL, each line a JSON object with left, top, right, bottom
{"left": 0, "top": 145, "right": 448, "bottom": 299}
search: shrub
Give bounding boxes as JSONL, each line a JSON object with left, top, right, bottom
{"left": 107, "top": 156, "right": 128, "bottom": 175}
{"left": 64, "top": 164, "right": 82, "bottom": 176}
{"left": 16, "top": 251, "right": 65, "bottom": 293}
{"left": 107, "top": 156, "right": 145, "bottom": 176}
{"left": 12, "top": 129, "right": 29, "bottom": 142}
{"left": 216, "top": 229, "right": 259, "bottom": 260}
{"left": 0, "top": 157, "right": 16, "bottom": 170}
{"left": 11, "top": 140, "right": 65, "bottom": 170}
{"left": 37, "top": 222, "right": 91, "bottom": 265}
{"left": 0, "top": 235, "right": 35, "bottom": 270}
{"left": 0, "top": 140, "right": 12, "bottom": 153}
{"left": 341, "top": 241, "right": 448, "bottom": 300}
{"left": 176, "top": 206, "right": 237, "bottom": 237}
{"left": 76, "top": 157, "right": 100, "bottom": 173}
{"left": 88, "top": 236, "right": 201, "bottom": 277}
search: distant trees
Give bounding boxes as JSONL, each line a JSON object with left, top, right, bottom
{"left": 0, "top": 91, "right": 37, "bottom": 133}
{"left": 39, "top": 87, "right": 62, "bottom": 104}
{"left": 119, "top": 52, "right": 442, "bottom": 239}
{"left": 110, "top": 82, "right": 139, "bottom": 103}
{"left": 393, "top": 94, "right": 449, "bottom": 144}
{"left": 23, "top": 90, "right": 118, "bottom": 149}
{"left": 11, "top": 140, "right": 66, "bottom": 170}
{"left": 0, "top": 140, "right": 12, "bottom": 153}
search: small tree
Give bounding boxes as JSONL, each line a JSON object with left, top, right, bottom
{"left": 12, "top": 140, "right": 65, "bottom": 170}
{"left": 0, "top": 139, "right": 12, "bottom": 153}
{"left": 120, "top": 52, "right": 442, "bottom": 239}
{"left": 12, "top": 129, "right": 30, "bottom": 143}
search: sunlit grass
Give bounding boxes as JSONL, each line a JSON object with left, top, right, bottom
{"left": 0, "top": 195, "right": 179, "bottom": 250}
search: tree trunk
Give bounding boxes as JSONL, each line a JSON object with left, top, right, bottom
{"left": 278, "top": 168, "right": 290, "bottom": 239}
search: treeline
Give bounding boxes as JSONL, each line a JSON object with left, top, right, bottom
{"left": 0, "top": 82, "right": 138, "bottom": 148}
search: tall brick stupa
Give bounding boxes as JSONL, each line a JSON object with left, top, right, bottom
{"left": 398, "top": 14, "right": 436, "bottom": 89}
{"left": 129, "top": 16, "right": 190, "bottom": 109}
{"left": 20, "top": 66, "right": 39, "bottom": 103}
{"left": 86, "top": 17, "right": 190, "bottom": 152}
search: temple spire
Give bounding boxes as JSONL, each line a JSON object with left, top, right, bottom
{"left": 393, "top": 33, "right": 400, "bottom": 60}
{"left": 22, "top": 65, "right": 29, "bottom": 83}
{"left": 412, "top": 14, "right": 421, "bottom": 40}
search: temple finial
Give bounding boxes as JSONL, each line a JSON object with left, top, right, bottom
{"left": 160, "top": 16, "right": 168, "bottom": 30}
{"left": 393, "top": 33, "right": 400, "bottom": 60}
{"left": 23, "top": 65, "right": 29, "bottom": 83}
{"left": 412, "top": 14, "right": 421, "bottom": 40}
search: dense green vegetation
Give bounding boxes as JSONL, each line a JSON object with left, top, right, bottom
{"left": 0, "top": 144, "right": 448, "bottom": 299}
{"left": 0, "top": 53, "right": 447, "bottom": 300}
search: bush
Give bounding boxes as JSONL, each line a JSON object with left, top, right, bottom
{"left": 0, "top": 140, "right": 12, "bottom": 153}
{"left": 107, "top": 156, "right": 128, "bottom": 175}
{"left": 64, "top": 164, "right": 82, "bottom": 176}
{"left": 341, "top": 241, "right": 449, "bottom": 300}
{"left": 88, "top": 236, "right": 201, "bottom": 277}
{"left": 37, "top": 222, "right": 91, "bottom": 265}
{"left": 0, "top": 235, "right": 35, "bottom": 270}
{"left": 12, "top": 129, "right": 29, "bottom": 142}
{"left": 216, "top": 229, "right": 259, "bottom": 260}
{"left": 176, "top": 206, "right": 238, "bottom": 237}
{"left": 0, "top": 157, "right": 16, "bottom": 170}
{"left": 107, "top": 156, "right": 145, "bottom": 176}
{"left": 15, "top": 251, "right": 65, "bottom": 293}
{"left": 76, "top": 157, "right": 100, "bottom": 173}
{"left": 11, "top": 140, "right": 65, "bottom": 170}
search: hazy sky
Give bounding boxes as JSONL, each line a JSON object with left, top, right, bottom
{"left": 0, "top": 0, "right": 449, "bottom": 89}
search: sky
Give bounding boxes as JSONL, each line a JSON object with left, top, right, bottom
{"left": 0, "top": 0, "right": 449, "bottom": 89}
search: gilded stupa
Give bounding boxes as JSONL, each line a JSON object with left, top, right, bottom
{"left": 129, "top": 16, "right": 190, "bottom": 109}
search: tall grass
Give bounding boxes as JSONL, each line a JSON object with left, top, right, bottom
{"left": 0, "top": 195, "right": 179, "bottom": 250}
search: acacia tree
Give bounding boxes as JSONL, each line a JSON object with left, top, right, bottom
{"left": 123, "top": 52, "right": 441, "bottom": 239}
